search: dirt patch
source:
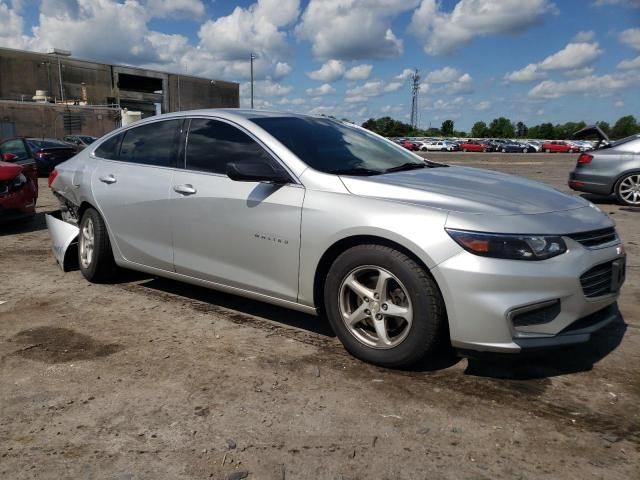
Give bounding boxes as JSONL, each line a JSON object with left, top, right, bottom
{"left": 9, "top": 326, "right": 122, "bottom": 363}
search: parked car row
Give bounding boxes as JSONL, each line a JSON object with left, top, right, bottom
{"left": 390, "top": 137, "right": 596, "bottom": 153}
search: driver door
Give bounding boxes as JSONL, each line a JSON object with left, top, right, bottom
{"left": 170, "top": 117, "right": 304, "bottom": 302}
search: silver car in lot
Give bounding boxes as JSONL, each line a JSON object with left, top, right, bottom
{"left": 47, "top": 110, "right": 626, "bottom": 367}
{"left": 569, "top": 125, "right": 640, "bottom": 206}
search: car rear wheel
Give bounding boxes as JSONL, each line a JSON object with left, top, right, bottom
{"left": 79, "top": 208, "right": 117, "bottom": 283}
{"left": 501, "top": 148, "right": 506, "bottom": 153}
{"left": 462, "top": 148, "right": 467, "bottom": 152}
{"left": 616, "top": 173, "right": 640, "bottom": 206}
{"left": 324, "top": 244, "right": 445, "bottom": 368}
{"left": 545, "top": 149, "right": 551, "bottom": 153}
{"left": 522, "top": 148, "right": 528, "bottom": 153}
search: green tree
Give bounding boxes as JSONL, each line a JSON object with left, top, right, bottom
{"left": 610, "top": 115, "right": 639, "bottom": 139}
{"left": 535, "top": 122, "right": 556, "bottom": 139}
{"left": 471, "top": 121, "right": 488, "bottom": 138}
{"left": 516, "top": 121, "right": 528, "bottom": 138}
{"left": 597, "top": 121, "right": 610, "bottom": 137}
{"left": 441, "top": 119, "right": 455, "bottom": 137}
{"left": 488, "top": 117, "right": 515, "bottom": 138}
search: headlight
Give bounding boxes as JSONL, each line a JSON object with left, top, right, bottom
{"left": 446, "top": 229, "right": 567, "bottom": 260}
{"left": 12, "top": 173, "right": 27, "bottom": 188}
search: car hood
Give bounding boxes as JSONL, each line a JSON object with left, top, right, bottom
{"left": 340, "top": 165, "right": 590, "bottom": 216}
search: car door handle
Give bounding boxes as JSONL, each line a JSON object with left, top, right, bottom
{"left": 99, "top": 175, "right": 117, "bottom": 184}
{"left": 173, "top": 184, "right": 197, "bottom": 195}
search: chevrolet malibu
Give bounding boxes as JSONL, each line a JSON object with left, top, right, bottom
{"left": 47, "top": 110, "right": 626, "bottom": 368}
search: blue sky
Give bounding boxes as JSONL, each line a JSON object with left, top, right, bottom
{"left": 1, "top": 0, "right": 639, "bottom": 130}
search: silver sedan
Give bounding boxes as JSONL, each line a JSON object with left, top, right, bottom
{"left": 47, "top": 110, "right": 626, "bottom": 367}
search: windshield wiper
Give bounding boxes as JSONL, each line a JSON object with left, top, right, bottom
{"left": 385, "top": 162, "right": 427, "bottom": 173}
{"left": 328, "top": 167, "right": 382, "bottom": 176}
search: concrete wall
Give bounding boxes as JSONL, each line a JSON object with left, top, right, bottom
{"left": 0, "top": 101, "right": 121, "bottom": 140}
{"left": 0, "top": 47, "right": 240, "bottom": 137}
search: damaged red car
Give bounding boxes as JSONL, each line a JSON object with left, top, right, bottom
{"left": 0, "top": 153, "right": 38, "bottom": 223}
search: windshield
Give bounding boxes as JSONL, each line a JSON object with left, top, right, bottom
{"left": 79, "top": 136, "right": 96, "bottom": 144}
{"left": 251, "top": 116, "right": 431, "bottom": 175}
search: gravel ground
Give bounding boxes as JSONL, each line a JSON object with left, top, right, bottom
{"left": 1, "top": 152, "right": 638, "bottom": 480}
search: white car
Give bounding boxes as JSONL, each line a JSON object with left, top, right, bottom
{"left": 420, "top": 141, "right": 454, "bottom": 152}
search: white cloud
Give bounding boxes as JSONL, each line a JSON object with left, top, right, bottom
{"left": 448, "top": 73, "right": 474, "bottom": 94}
{"left": 279, "top": 97, "right": 306, "bottom": 105}
{"left": 504, "top": 40, "right": 602, "bottom": 83}
{"left": 615, "top": 100, "right": 625, "bottom": 107}
{"left": 241, "top": 80, "right": 293, "bottom": 98}
{"left": 619, "top": 28, "right": 640, "bottom": 50}
{"left": 528, "top": 71, "right": 640, "bottom": 98}
{"left": 198, "top": 0, "right": 299, "bottom": 61}
{"left": 617, "top": 55, "right": 640, "bottom": 70}
{"left": 0, "top": 1, "right": 31, "bottom": 49}
{"left": 306, "top": 59, "right": 345, "bottom": 82}
{"left": 539, "top": 42, "right": 603, "bottom": 70}
{"left": 410, "top": 0, "right": 557, "bottom": 55}
{"left": 394, "top": 68, "right": 415, "bottom": 81}
{"left": 296, "top": 0, "right": 418, "bottom": 59}
{"left": 425, "top": 67, "right": 461, "bottom": 84}
{"left": 273, "top": 61, "right": 292, "bottom": 79}
{"left": 563, "top": 67, "right": 595, "bottom": 77}
{"left": 593, "top": 0, "right": 640, "bottom": 6}
{"left": 381, "top": 104, "right": 403, "bottom": 113}
{"left": 504, "top": 63, "right": 545, "bottom": 82}
{"left": 305, "top": 83, "right": 336, "bottom": 96}
{"left": 345, "top": 64, "right": 373, "bottom": 80}
{"left": 474, "top": 101, "right": 492, "bottom": 111}
{"left": 384, "top": 81, "right": 404, "bottom": 92}
{"left": 344, "top": 95, "right": 368, "bottom": 103}
{"left": 145, "top": 0, "right": 205, "bottom": 19}
{"left": 345, "top": 78, "right": 404, "bottom": 98}
{"left": 572, "top": 30, "right": 595, "bottom": 43}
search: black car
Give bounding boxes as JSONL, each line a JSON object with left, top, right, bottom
{"left": 0, "top": 137, "right": 77, "bottom": 175}
{"left": 497, "top": 140, "right": 534, "bottom": 153}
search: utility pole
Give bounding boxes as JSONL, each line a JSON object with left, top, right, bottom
{"left": 410, "top": 69, "right": 420, "bottom": 130}
{"left": 250, "top": 53, "right": 257, "bottom": 109}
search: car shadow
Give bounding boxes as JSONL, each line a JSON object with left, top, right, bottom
{"left": 0, "top": 211, "right": 49, "bottom": 236}
{"left": 135, "top": 276, "right": 336, "bottom": 338}
{"left": 579, "top": 193, "right": 615, "bottom": 205}
{"left": 463, "top": 313, "right": 627, "bottom": 380}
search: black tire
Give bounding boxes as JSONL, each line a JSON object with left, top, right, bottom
{"left": 324, "top": 244, "right": 446, "bottom": 368}
{"left": 545, "top": 148, "right": 551, "bottom": 153}
{"left": 615, "top": 173, "right": 640, "bottom": 207}
{"left": 462, "top": 148, "right": 467, "bottom": 152}
{"left": 501, "top": 148, "right": 506, "bottom": 153}
{"left": 78, "top": 208, "right": 117, "bottom": 283}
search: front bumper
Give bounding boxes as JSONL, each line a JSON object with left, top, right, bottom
{"left": 431, "top": 239, "right": 625, "bottom": 353}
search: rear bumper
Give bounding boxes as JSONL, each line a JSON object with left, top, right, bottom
{"left": 568, "top": 170, "right": 613, "bottom": 196}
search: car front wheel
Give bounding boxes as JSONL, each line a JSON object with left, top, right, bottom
{"left": 79, "top": 208, "right": 117, "bottom": 282}
{"left": 616, "top": 173, "right": 640, "bottom": 207}
{"left": 324, "top": 245, "right": 445, "bottom": 368}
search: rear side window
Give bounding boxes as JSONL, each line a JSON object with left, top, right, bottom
{"left": 185, "top": 118, "right": 273, "bottom": 175}
{"left": 119, "top": 120, "right": 181, "bottom": 167}
{"left": 95, "top": 133, "right": 124, "bottom": 160}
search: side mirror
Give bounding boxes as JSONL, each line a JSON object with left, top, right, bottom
{"left": 2, "top": 152, "right": 17, "bottom": 162}
{"left": 226, "top": 161, "right": 290, "bottom": 184}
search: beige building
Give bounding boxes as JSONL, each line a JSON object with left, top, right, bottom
{"left": 0, "top": 47, "right": 239, "bottom": 140}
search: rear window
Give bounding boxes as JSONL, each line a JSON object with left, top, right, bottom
{"left": 119, "top": 120, "right": 181, "bottom": 167}
{"left": 94, "top": 133, "right": 124, "bottom": 160}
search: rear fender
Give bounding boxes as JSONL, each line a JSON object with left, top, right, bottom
{"left": 46, "top": 211, "right": 79, "bottom": 271}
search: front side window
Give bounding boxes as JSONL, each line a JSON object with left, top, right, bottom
{"left": 185, "top": 118, "right": 273, "bottom": 175}
{"left": 251, "top": 116, "right": 426, "bottom": 175}
{"left": 118, "top": 120, "right": 181, "bottom": 167}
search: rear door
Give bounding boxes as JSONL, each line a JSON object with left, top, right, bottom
{"left": 170, "top": 117, "right": 304, "bottom": 301}
{"left": 91, "top": 119, "right": 183, "bottom": 271}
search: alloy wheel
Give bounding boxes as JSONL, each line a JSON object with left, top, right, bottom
{"left": 339, "top": 266, "right": 413, "bottom": 349}
{"left": 80, "top": 218, "right": 95, "bottom": 269}
{"left": 618, "top": 174, "right": 640, "bottom": 205}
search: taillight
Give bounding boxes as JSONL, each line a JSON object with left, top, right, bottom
{"left": 577, "top": 153, "right": 593, "bottom": 165}
{"left": 48, "top": 169, "right": 58, "bottom": 188}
